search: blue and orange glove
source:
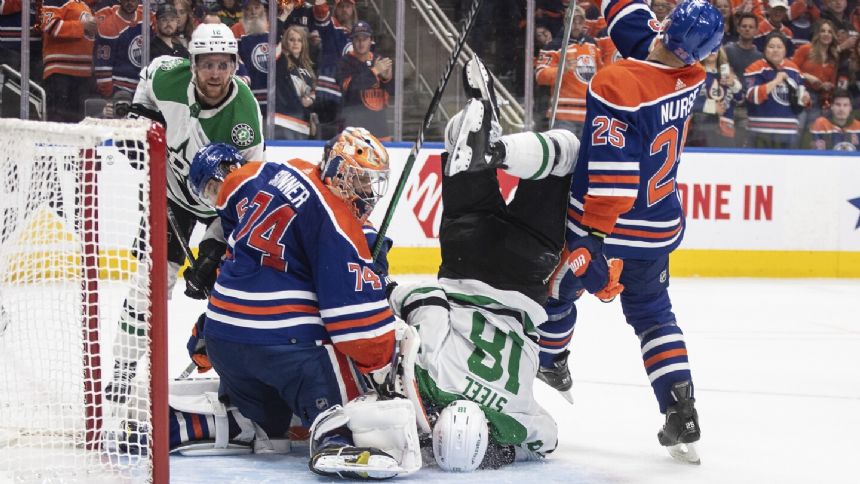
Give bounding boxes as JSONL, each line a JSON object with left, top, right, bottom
{"left": 565, "top": 232, "right": 624, "bottom": 302}
{"left": 186, "top": 313, "right": 212, "bottom": 373}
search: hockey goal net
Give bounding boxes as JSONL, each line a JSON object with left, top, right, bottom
{"left": 0, "top": 118, "right": 168, "bottom": 483}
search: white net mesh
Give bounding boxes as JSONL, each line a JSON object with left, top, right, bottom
{"left": 0, "top": 118, "right": 160, "bottom": 483}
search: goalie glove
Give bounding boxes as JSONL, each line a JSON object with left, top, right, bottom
{"left": 186, "top": 313, "right": 212, "bottom": 373}
{"left": 184, "top": 239, "right": 227, "bottom": 300}
{"left": 566, "top": 232, "right": 624, "bottom": 302}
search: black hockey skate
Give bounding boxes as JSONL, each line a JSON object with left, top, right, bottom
{"left": 444, "top": 56, "right": 504, "bottom": 177}
{"left": 105, "top": 360, "right": 137, "bottom": 404}
{"left": 462, "top": 56, "right": 500, "bottom": 124}
{"left": 658, "top": 380, "right": 702, "bottom": 465}
{"left": 310, "top": 445, "right": 402, "bottom": 480}
{"left": 444, "top": 99, "right": 496, "bottom": 176}
{"left": 536, "top": 350, "right": 574, "bottom": 404}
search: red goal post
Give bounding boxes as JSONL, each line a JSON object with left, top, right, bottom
{"left": 0, "top": 118, "right": 168, "bottom": 483}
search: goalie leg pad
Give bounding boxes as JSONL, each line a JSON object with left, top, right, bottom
{"left": 343, "top": 395, "right": 422, "bottom": 475}
{"left": 309, "top": 404, "right": 351, "bottom": 456}
{"left": 399, "top": 325, "right": 432, "bottom": 434}
{"left": 168, "top": 383, "right": 258, "bottom": 456}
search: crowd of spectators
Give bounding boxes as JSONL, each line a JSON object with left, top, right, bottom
{"left": 0, "top": 0, "right": 394, "bottom": 140}
{"left": 4, "top": 0, "right": 860, "bottom": 149}
{"left": 533, "top": 0, "right": 860, "bottom": 150}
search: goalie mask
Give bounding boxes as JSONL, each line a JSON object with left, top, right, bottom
{"left": 432, "top": 400, "right": 489, "bottom": 472}
{"left": 188, "top": 143, "right": 246, "bottom": 208}
{"left": 320, "top": 127, "right": 390, "bottom": 223}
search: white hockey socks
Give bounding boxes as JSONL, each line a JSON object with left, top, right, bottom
{"left": 495, "top": 129, "right": 580, "bottom": 179}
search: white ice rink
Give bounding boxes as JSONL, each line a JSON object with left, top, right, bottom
{"left": 167, "top": 276, "right": 860, "bottom": 484}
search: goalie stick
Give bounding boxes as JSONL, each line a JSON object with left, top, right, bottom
{"left": 548, "top": 0, "right": 578, "bottom": 129}
{"left": 370, "top": 0, "right": 484, "bottom": 263}
{"left": 166, "top": 206, "right": 207, "bottom": 379}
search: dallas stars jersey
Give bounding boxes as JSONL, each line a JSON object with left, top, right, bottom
{"left": 133, "top": 55, "right": 265, "bottom": 218}
{"left": 388, "top": 278, "right": 557, "bottom": 455}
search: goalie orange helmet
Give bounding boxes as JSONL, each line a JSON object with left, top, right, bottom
{"left": 320, "top": 127, "right": 390, "bottom": 222}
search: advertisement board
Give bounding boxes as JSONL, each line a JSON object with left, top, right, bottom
{"left": 268, "top": 142, "right": 860, "bottom": 277}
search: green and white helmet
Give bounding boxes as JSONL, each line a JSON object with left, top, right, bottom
{"left": 189, "top": 23, "right": 239, "bottom": 65}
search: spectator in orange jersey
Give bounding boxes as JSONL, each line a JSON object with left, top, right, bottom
{"left": 336, "top": 20, "right": 393, "bottom": 139}
{"left": 754, "top": 0, "right": 793, "bottom": 54}
{"left": 535, "top": 6, "right": 601, "bottom": 136}
{"left": 93, "top": 0, "right": 143, "bottom": 97}
{"left": 810, "top": 88, "right": 860, "bottom": 149}
{"left": 792, "top": 19, "right": 839, "bottom": 121}
{"left": 595, "top": 27, "right": 621, "bottom": 66}
{"left": 95, "top": 0, "right": 142, "bottom": 39}
{"left": 41, "top": 0, "right": 97, "bottom": 122}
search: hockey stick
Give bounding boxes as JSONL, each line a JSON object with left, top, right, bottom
{"left": 548, "top": 0, "right": 578, "bottom": 129}
{"left": 370, "top": 0, "right": 484, "bottom": 263}
{"left": 166, "top": 206, "right": 208, "bottom": 379}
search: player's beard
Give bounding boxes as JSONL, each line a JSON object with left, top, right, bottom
{"left": 195, "top": 76, "right": 231, "bottom": 105}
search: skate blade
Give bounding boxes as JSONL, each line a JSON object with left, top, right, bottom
{"left": 559, "top": 389, "right": 574, "bottom": 405}
{"left": 315, "top": 460, "right": 403, "bottom": 479}
{"left": 666, "top": 442, "right": 701, "bottom": 465}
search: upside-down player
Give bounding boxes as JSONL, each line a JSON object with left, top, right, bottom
{"left": 535, "top": 0, "right": 723, "bottom": 465}
{"left": 307, "top": 56, "right": 584, "bottom": 478}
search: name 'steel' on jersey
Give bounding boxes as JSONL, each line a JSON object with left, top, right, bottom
{"left": 269, "top": 170, "right": 310, "bottom": 208}
{"left": 660, "top": 86, "right": 700, "bottom": 125}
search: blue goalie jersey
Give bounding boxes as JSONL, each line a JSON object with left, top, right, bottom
{"left": 567, "top": 0, "right": 706, "bottom": 259}
{"left": 204, "top": 159, "right": 395, "bottom": 373}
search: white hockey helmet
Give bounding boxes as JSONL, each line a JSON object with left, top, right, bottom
{"left": 189, "top": 23, "right": 239, "bottom": 65}
{"left": 432, "top": 400, "right": 488, "bottom": 472}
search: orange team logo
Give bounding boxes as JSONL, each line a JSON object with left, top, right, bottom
{"left": 361, "top": 88, "right": 389, "bottom": 112}
{"left": 648, "top": 18, "right": 664, "bottom": 32}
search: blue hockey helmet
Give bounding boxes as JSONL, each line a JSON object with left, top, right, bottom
{"left": 188, "top": 143, "right": 246, "bottom": 206}
{"left": 661, "top": 0, "right": 724, "bottom": 65}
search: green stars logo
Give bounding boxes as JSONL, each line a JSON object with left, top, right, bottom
{"left": 231, "top": 123, "right": 254, "bottom": 147}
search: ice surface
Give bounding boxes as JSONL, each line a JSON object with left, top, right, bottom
{"left": 168, "top": 276, "right": 860, "bottom": 484}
